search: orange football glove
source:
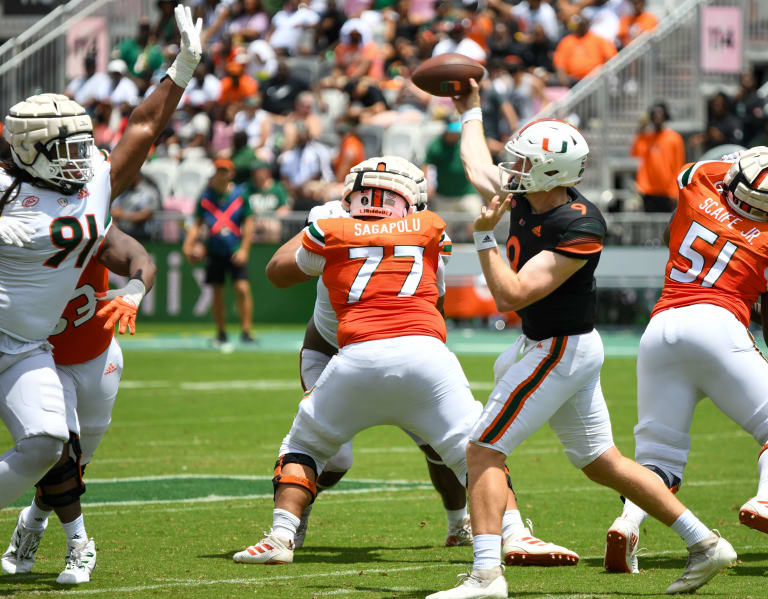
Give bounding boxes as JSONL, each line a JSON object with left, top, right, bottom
{"left": 95, "top": 279, "right": 146, "bottom": 335}
{"left": 96, "top": 296, "right": 138, "bottom": 335}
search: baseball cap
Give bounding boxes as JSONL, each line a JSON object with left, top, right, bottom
{"left": 446, "top": 121, "right": 461, "bottom": 133}
{"left": 251, "top": 159, "right": 270, "bottom": 171}
{"left": 214, "top": 158, "right": 235, "bottom": 171}
{"left": 107, "top": 59, "right": 128, "bottom": 75}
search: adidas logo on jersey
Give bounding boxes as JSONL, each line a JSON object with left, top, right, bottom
{"left": 532, "top": 225, "right": 542, "bottom": 237}
{"left": 104, "top": 363, "right": 118, "bottom": 375}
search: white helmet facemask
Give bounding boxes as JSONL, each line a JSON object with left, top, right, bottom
{"left": 342, "top": 155, "right": 428, "bottom": 217}
{"left": 499, "top": 119, "right": 589, "bottom": 194}
{"left": 723, "top": 146, "right": 768, "bottom": 222}
{"left": 347, "top": 189, "right": 409, "bottom": 219}
{"left": 3, "top": 93, "right": 95, "bottom": 194}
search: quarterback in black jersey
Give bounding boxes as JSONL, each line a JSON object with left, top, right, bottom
{"left": 426, "top": 83, "right": 732, "bottom": 599}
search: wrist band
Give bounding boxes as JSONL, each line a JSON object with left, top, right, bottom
{"left": 473, "top": 231, "right": 497, "bottom": 251}
{"left": 461, "top": 107, "right": 483, "bottom": 125}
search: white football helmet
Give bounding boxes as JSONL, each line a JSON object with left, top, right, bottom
{"left": 342, "top": 155, "right": 428, "bottom": 219}
{"left": 3, "top": 93, "right": 95, "bottom": 194}
{"left": 723, "top": 146, "right": 768, "bottom": 221}
{"left": 500, "top": 119, "right": 589, "bottom": 194}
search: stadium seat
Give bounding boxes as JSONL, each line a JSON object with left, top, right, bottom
{"left": 174, "top": 157, "right": 215, "bottom": 203}
{"left": 141, "top": 157, "right": 178, "bottom": 201}
{"left": 319, "top": 88, "right": 348, "bottom": 122}
{"left": 356, "top": 124, "right": 385, "bottom": 158}
{"left": 382, "top": 124, "right": 424, "bottom": 164}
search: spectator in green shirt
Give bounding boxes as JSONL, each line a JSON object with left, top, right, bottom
{"left": 422, "top": 120, "right": 484, "bottom": 213}
{"left": 117, "top": 17, "right": 165, "bottom": 79}
{"left": 236, "top": 160, "right": 291, "bottom": 243}
{"left": 231, "top": 131, "right": 256, "bottom": 185}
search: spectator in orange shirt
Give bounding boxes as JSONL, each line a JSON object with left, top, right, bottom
{"left": 332, "top": 113, "right": 365, "bottom": 182}
{"left": 631, "top": 103, "right": 685, "bottom": 212}
{"left": 553, "top": 14, "right": 617, "bottom": 86}
{"left": 334, "top": 19, "right": 383, "bottom": 81}
{"left": 618, "top": 0, "right": 658, "bottom": 48}
{"left": 218, "top": 61, "right": 259, "bottom": 105}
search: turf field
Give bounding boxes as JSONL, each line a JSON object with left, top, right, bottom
{"left": 1, "top": 325, "right": 766, "bottom": 598}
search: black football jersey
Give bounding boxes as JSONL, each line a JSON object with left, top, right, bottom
{"left": 506, "top": 188, "right": 606, "bottom": 340}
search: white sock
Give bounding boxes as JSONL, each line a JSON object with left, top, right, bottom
{"left": 61, "top": 514, "right": 87, "bottom": 546}
{"left": 446, "top": 507, "right": 467, "bottom": 530}
{"left": 473, "top": 534, "right": 502, "bottom": 570}
{"left": 24, "top": 500, "right": 51, "bottom": 529}
{"left": 501, "top": 510, "right": 525, "bottom": 540}
{"left": 621, "top": 499, "right": 649, "bottom": 529}
{"left": 756, "top": 446, "right": 768, "bottom": 496}
{"left": 272, "top": 508, "right": 300, "bottom": 543}
{"left": 670, "top": 509, "right": 711, "bottom": 547}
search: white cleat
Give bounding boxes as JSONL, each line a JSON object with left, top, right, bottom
{"left": 739, "top": 496, "right": 768, "bottom": 534}
{"left": 294, "top": 505, "right": 312, "bottom": 550}
{"left": 56, "top": 538, "right": 96, "bottom": 585}
{"left": 502, "top": 520, "right": 578, "bottom": 566}
{"left": 1, "top": 507, "right": 47, "bottom": 574}
{"left": 604, "top": 516, "right": 639, "bottom": 574}
{"left": 445, "top": 516, "right": 473, "bottom": 547}
{"left": 665, "top": 531, "right": 736, "bottom": 595}
{"left": 233, "top": 531, "right": 294, "bottom": 564}
{"left": 426, "top": 565, "right": 508, "bottom": 599}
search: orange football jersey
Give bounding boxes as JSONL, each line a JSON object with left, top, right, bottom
{"left": 50, "top": 256, "right": 113, "bottom": 365}
{"left": 303, "top": 210, "right": 447, "bottom": 348}
{"left": 653, "top": 160, "right": 768, "bottom": 327}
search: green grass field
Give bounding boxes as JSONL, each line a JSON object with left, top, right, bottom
{"left": 0, "top": 328, "right": 766, "bottom": 598}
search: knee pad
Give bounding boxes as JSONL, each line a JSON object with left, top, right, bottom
{"left": 634, "top": 420, "right": 690, "bottom": 482}
{"left": 35, "top": 433, "right": 85, "bottom": 508}
{"left": 317, "top": 470, "right": 346, "bottom": 491}
{"left": 643, "top": 464, "right": 682, "bottom": 494}
{"left": 16, "top": 436, "right": 64, "bottom": 474}
{"left": 273, "top": 453, "right": 318, "bottom": 502}
{"left": 503, "top": 465, "right": 516, "bottom": 497}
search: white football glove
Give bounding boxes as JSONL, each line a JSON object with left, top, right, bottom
{"left": 0, "top": 217, "right": 34, "bottom": 247}
{"left": 307, "top": 200, "right": 350, "bottom": 224}
{"left": 166, "top": 4, "right": 203, "bottom": 89}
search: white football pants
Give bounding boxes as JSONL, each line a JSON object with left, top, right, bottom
{"left": 635, "top": 304, "right": 768, "bottom": 483}
{"left": 472, "top": 330, "right": 615, "bottom": 469}
{"left": 285, "top": 336, "right": 482, "bottom": 483}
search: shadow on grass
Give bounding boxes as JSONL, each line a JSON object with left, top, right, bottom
{"left": 0, "top": 572, "right": 71, "bottom": 595}
{"left": 202, "top": 545, "right": 468, "bottom": 566}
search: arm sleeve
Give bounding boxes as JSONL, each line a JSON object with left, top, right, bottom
{"left": 436, "top": 255, "right": 447, "bottom": 298}
{"left": 551, "top": 217, "right": 606, "bottom": 258}
{"left": 439, "top": 230, "right": 453, "bottom": 265}
{"left": 295, "top": 245, "right": 326, "bottom": 276}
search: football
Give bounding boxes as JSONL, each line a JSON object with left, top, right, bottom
{"left": 411, "top": 53, "right": 485, "bottom": 97}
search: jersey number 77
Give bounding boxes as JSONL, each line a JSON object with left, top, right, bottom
{"left": 347, "top": 246, "right": 424, "bottom": 303}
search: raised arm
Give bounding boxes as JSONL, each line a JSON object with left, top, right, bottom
{"left": 452, "top": 79, "right": 504, "bottom": 201}
{"left": 109, "top": 5, "right": 202, "bottom": 200}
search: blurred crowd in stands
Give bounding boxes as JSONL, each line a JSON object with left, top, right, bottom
{"left": 48, "top": 0, "right": 768, "bottom": 243}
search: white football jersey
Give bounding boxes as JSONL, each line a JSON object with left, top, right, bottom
{"left": 0, "top": 154, "right": 111, "bottom": 342}
{"left": 307, "top": 201, "right": 449, "bottom": 349}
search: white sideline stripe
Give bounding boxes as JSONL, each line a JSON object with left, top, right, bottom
{"left": 0, "top": 475, "right": 757, "bottom": 519}
{"left": 118, "top": 378, "right": 497, "bottom": 391}
{"left": 10, "top": 564, "right": 456, "bottom": 596}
